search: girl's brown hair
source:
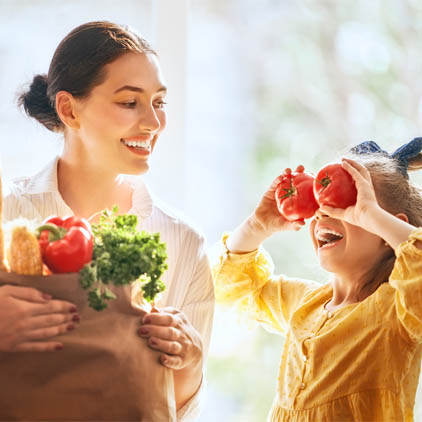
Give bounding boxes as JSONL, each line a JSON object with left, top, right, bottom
{"left": 18, "top": 21, "right": 156, "bottom": 132}
{"left": 347, "top": 151, "right": 422, "bottom": 299}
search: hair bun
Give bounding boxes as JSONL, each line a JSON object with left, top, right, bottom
{"left": 18, "top": 74, "right": 62, "bottom": 132}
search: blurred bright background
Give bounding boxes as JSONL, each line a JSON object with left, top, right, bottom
{"left": 2, "top": 1, "right": 422, "bottom": 421}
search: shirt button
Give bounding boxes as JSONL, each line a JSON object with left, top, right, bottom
{"left": 303, "top": 355, "right": 307, "bottom": 362}
{"left": 327, "top": 311, "right": 332, "bottom": 319}
{"left": 300, "top": 382, "right": 306, "bottom": 389}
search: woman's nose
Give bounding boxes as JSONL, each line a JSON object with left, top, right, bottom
{"left": 140, "top": 106, "right": 161, "bottom": 133}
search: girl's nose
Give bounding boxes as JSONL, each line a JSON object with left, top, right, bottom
{"left": 314, "top": 209, "right": 328, "bottom": 220}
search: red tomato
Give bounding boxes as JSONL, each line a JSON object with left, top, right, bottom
{"left": 275, "top": 168, "right": 319, "bottom": 221}
{"left": 313, "top": 163, "right": 357, "bottom": 209}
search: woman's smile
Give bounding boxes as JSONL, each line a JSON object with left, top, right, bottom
{"left": 121, "top": 136, "right": 152, "bottom": 156}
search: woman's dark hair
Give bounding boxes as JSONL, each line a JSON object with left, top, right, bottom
{"left": 18, "top": 21, "right": 156, "bottom": 132}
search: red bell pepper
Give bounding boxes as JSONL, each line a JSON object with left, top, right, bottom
{"left": 37, "top": 216, "right": 94, "bottom": 273}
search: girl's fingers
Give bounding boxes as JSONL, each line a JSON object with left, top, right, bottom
{"left": 14, "top": 341, "right": 64, "bottom": 352}
{"left": 160, "top": 353, "right": 183, "bottom": 370}
{"left": 27, "top": 312, "right": 80, "bottom": 331}
{"left": 25, "top": 321, "right": 76, "bottom": 341}
{"left": 148, "top": 336, "right": 182, "bottom": 355}
{"left": 319, "top": 205, "right": 345, "bottom": 220}
{"left": 342, "top": 158, "right": 371, "bottom": 181}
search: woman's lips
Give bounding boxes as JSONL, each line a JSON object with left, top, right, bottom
{"left": 121, "top": 138, "right": 151, "bottom": 156}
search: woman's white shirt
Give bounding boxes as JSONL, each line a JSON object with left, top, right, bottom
{"left": 3, "top": 156, "right": 215, "bottom": 421}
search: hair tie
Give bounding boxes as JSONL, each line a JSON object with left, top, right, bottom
{"left": 350, "top": 138, "right": 422, "bottom": 179}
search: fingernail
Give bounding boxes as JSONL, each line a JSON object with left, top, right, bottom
{"left": 42, "top": 293, "right": 52, "bottom": 300}
{"left": 162, "top": 356, "right": 168, "bottom": 365}
{"left": 143, "top": 317, "right": 151, "bottom": 324}
{"left": 138, "top": 327, "right": 148, "bottom": 335}
{"left": 67, "top": 324, "right": 75, "bottom": 332}
{"left": 72, "top": 314, "right": 80, "bottom": 323}
{"left": 55, "top": 345, "right": 63, "bottom": 351}
{"left": 150, "top": 338, "right": 157, "bottom": 346}
{"left": 69, "top": 307, "right": 77, "bottom": 313}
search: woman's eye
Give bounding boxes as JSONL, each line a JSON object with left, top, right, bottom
{"left": 154, "top": 100, "right": 167, "bottom": 109}
{"left": 119, "top": 101, "right": 137, "bottom": 108}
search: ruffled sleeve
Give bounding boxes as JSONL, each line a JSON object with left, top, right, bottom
{"left": 389, "top": 228, "right": 422, "bottom": 343}
{"left": 212, "top": 233, "right": 318, "bottom": 334}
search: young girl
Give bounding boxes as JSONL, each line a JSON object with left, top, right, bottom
{"left": 1, "top": 21, "right": 214, "bottom": 420}
{"left": 213, "top": 139, "right": 422, "bottom": 421}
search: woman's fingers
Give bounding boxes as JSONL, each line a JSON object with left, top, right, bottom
{"left": 30, "top": 299, "right": 77, "bottom": 317}
{"left": 26, "top": 312, "right": 80, "bottom": 331}
{"left": 4, "top": 285, "right": 52, "bottom": 303}
{"left": 13, "top": 341, "right": 64, "bottom": 353}
{"left": 148, "top": 336, "right": 183, "bottom": 355}
{"left": 142, "top": 312, "right": 175, "bottom": 327}
{"left": 25, "top": 321, "right": 76, "bottom": 341}
{"left": 160, "top": 353, "right": 183, "bottom": 370}
{"left": 138, "top": 324, "right": 180, "bottom": 341}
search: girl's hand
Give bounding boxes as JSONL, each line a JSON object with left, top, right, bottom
{"left": 138, "top": 307, "right": 202, "bottom": 370}
{"left": 251, "top": 165, "right": 307, "bottom": 234}
{"left": 319, "top": 158, "right": 381, "bottom": 230}
{"left": 0, "top": 285, "right": 80, "bottom": 352}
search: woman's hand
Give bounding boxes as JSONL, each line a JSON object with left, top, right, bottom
{"left": 0, "top": 285, "right": 80, "bottom": 352}
{"left": 138, "top": 307, "right": 202, "bottom": 370}
{"left": 318, "top": 158, "right": 381, "bottom": 231}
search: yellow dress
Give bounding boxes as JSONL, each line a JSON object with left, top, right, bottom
{"left": 212, "top": 229, "right": 422, "bottom": 421}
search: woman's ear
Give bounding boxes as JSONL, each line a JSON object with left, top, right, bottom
{"left": 395, "top": 213, "right": 409, "bottom": 223}
{"left": 55, "top": 91, "right": 80, "bottom": 130}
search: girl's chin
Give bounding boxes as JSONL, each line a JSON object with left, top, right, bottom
{"left": 318, "top": 256, "right": 345, "bottom": 273}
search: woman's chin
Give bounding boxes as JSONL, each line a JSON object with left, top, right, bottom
{"left": 122, "top": 161, "right": 150, "bottom": 176}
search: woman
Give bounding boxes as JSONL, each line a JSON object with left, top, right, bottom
{"left": 2, "top": 21, "right": 214, "bottom": 420}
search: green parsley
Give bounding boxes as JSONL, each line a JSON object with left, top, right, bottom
{"left": 79, "top": 206, "right": 168, "bottom": 311}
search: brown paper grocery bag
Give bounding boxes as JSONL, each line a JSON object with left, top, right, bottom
{"left": 0, "top": 270, "right": 176, "bottom": 422}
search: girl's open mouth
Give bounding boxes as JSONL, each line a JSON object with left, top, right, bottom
{"left": 316, "top": 228, "right": 344, "bottom": 249}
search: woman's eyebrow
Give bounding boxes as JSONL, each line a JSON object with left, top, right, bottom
{"left": 114, "top": 85, "right": 167, "bottom": 94}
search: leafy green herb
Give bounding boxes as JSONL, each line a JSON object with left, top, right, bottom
{"left": 79, "top": 206, "right": 168, "bottom": 311}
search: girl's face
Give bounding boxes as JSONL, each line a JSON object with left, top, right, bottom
{"left": 309, "top": 211, "right": 387, "bottom": 276}
{"left": 72, "top": 52, "right": 167, "bottom": 175}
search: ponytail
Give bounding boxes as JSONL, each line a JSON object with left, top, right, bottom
{"left": 18, "top": 74, "right": 63, "bottom": 132}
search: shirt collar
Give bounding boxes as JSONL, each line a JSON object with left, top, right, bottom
{"left": 25, "top": 156, "right": 154, "bottom": 220}
{"left": 24, "top": 156, "right": 60, "bottom": 194}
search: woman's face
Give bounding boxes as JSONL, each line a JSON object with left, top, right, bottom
{"left": 72, "top": 52, "right": 167, "bottom": 175}
{"left": 309, "top": 211, "right": 387, "bottom": 276}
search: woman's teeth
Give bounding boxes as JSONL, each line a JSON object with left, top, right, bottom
{"left": 122, "top": 139, "right": 151, "bottom": 149}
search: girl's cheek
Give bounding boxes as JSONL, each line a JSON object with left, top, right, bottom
{"left": 309, "top": 219, "right": 318, "bottom": 251}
